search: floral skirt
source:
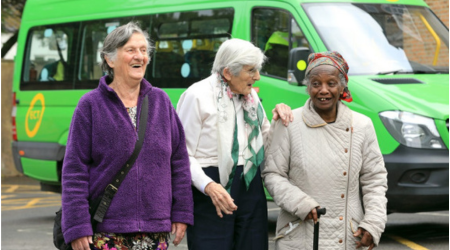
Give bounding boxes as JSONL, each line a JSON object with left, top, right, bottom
{"left": 92, "top": 232, "right": 170, "bottom": 250}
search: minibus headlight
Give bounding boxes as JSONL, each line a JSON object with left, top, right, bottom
{"left": 379, "top": 111, "right": 445, "bottom": 149}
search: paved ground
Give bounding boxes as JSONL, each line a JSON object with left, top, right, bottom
{"left": 2, "top": 176, "right": 449, "bottom": 250}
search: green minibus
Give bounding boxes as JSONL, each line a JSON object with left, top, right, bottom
{"left": 12, "top": 0, "right": 448, "bottom": 213}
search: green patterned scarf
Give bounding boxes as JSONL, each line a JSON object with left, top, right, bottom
{"left": 216, "top": 74, "right": 265, "bottom": 193}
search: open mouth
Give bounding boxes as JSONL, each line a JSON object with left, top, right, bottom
{"left": 131, "top": 64, "right": 142, "bottom": 68}
{"left": 318, "top": 98, "right": 332, "bottom": 101}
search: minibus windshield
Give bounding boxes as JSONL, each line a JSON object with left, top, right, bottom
{"left": 304, "top": 3, "right": 449, "bottom": 75}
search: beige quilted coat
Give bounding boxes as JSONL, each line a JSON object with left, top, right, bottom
{"left": 262, "top": 99, "right": 387, "bottom": 250}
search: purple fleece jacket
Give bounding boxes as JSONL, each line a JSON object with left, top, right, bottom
{"left": 61, "top": 76, "right": 193, "bottom": 243}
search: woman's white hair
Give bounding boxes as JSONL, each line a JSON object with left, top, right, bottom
{"left": 211, "top": 38, "right": 267, "bottom": 76}
{"left": 100, "top": 22, "right": 154, "bottom": 79}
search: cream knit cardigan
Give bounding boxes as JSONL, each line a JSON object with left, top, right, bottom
{"left": 262, "top": 99, "right": 387, "bottom": 250}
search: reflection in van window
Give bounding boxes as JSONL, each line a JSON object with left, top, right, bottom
{"left": 149, "top": 8, "right": 234, "bottom": 88}
{"left": 77, "top": 18, "right": 140, "bottom": 89}
{"left": 304, "top": 3, "right": 449, "bottom": 75}
{"left": 252, "top": 8, "right": 310, "bottom": 79}
{"left": 20, "top": 9, "right": 234, "bottom": 90}
{"left": 21, "top": 24, "right": 77, "bottom": 90}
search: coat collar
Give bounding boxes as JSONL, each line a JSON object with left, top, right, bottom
{"left": 302, "top": 98, "right": 352, "bottom": 129}
{"left": 98, "top": 75, "right": 153, "bottom": 98}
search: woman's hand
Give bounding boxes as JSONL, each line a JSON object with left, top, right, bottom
{"left": 304, "top": 207, "right": 320, "bottom": 224}
{"left": 204, "top": 182, "right": 237, "bottom": 218}
{"left": 272, "top": 103, "right": 294, "bottom": 127}
{"left": 354, "top": 227, "right": 375, "bottom": 250}
{"left": 70, "top": 236, "right": 92, "bottom": 250}
{"left": 171, "top": 222, "right": 187, "bottom": 246}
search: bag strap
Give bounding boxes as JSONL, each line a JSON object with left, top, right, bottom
{"left": 91, "top": 95, "right": 149, "bottom": 224}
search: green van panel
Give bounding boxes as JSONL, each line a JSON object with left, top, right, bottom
{"left": 21, "top": 158, "right": 59, "bottom": 182}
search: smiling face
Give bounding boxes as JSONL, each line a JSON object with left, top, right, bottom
{"left": 106, "top": 33, "right": 149, "bottom": 84}
{"left": 223, "top": 65, "right": 260, "bottom": 96}
{"left": 307, "top": 65, "right": 345, "bottom": 122}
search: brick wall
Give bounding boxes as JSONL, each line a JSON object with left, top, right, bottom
{"left": 1, "top": 60, "right": 20, "bottom": 177}
{"left": 424, "top": 0, "right": 449, "bottom": 28}
{"left": 402, "top": 0, "right": 449, "bottom": 67}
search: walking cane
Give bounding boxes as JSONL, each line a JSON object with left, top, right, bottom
{"left": 313, "top": 207, "right": 327, "bottom": 250}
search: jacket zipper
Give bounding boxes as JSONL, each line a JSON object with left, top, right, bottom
{"left": 111, "top": 87, "right": 142, "bottom": 231}
{"left": 137, "top": 158, "right": 141, "bottom": 232}
{"left": 135, "top": 96, "right": 143, "bottom": 141}
{"left": 136, "top": 97, "right": 141, "bottom": 232}
{"left": 344, "top": 119, "right": 354, "bottom": 249}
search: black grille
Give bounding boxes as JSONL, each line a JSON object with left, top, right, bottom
{"left": 371, "top": 78, "right": 424, "bottom": 84}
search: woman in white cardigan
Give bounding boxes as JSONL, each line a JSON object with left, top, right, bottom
{"left": 177, "top": 38, "right": 293, "bottom": 250}
{"left": 262, "top": 51, "right": 387, "bottom": 250}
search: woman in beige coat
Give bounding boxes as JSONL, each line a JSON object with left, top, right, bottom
{"left": 262, "top": 51, "right": 387, "bottom": 250}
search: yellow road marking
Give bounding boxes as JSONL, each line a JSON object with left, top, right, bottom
{"left": 1, "top": 194, "right": 16, "bottom": 199}
{"left": 2, "top": 203, "right": 61, "bottom": 211}
{"left": 25, "top": 198, "right": 40, "bottom": 208}
{"left": 2, "top": 184, "right": 40, "bottom": 192}
{"left": 1, "top": 183, "right": 62, "bottom": 211}
{"left": 4, "top": 185, "right": 19, "bottom": 193}
{"left": 2, "top": 196, "right": 60, "bottom": 202}
{"left": 389, "top": 235, "right": 430, "bottom": 250}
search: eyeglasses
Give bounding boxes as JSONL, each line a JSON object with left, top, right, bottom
{"left": 246, "top": 68, "right": 259, "bottom": 78}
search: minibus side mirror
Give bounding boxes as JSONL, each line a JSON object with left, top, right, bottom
{"left": 288, "top": 47, "right": 310, "bottom": 86}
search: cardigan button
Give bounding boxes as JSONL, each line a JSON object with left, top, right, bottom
{"left": 343, "top": 171, "right": 347, "bottom": 176}
{"left": 341, "top": 194, "right": 345, "bottom": 198}
{"left": 346, "top": 128, "right": 349, "bottom": 132}
{"left": 339, "top": 239, "right": 343, "bottom": 243}
{"left": 344, "top": 148, "right": 348, "bottom": 153}
{"left": 339, "top": 216, "right": 343, "bottom": 220}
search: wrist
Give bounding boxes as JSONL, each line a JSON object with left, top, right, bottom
{"left": 204, "top": 181, "right": 215, "bottom": 195}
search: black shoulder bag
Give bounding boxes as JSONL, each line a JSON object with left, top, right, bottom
{"left": 53, "top": 95, "right": 149, "bottom": 250}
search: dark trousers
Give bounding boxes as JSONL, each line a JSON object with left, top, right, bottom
{"left": 187, "top": 166, "right": 268, "bottom": 250}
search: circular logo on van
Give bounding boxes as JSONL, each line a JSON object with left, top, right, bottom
{"left": 25, "top": 93, "right": 46, "bottom": 138}
{"left": 297, "top": 60, "right": 307, "bottom": 71}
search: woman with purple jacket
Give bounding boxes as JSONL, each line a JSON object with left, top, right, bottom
{"left": 61, "top": 22, "right": 193, "bottom": 250}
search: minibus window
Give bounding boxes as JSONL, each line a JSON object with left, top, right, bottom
{"left": 21, "top": 23, "right": 78, "bottom": 90}
{"left": 76, "top": 17, "right": 142, "bottom": 89}
{"left": 147, "top": 8, "right": 234, "bottom": 88}
{"left": 22, "top": 9, "right": 234, "bottom": 90}
{"left": 77, "top": 21, "right": 112, "bottom": 89}
{"left": 159, "top": 22, "right": 189, "bottom": 38}
{"left": 252, "top": 8, "right": 310, "bottom": 79}
{"left": 303, "top": 3, "right": 449, "bottom": 75}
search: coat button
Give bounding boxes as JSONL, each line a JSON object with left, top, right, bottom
{"left": 341, "top": 194, "right": 345, "bottom": 198}
{"left": 344, "top": 148, "right": 348, "bottom": 153}
{"left": 343, "top": 171, "right": 347, "bottom": 176}
{"left": 339, "top": 239, "right": 343, "bottom": 243}
{"left": 339, "top": 216, "right": 343, "bottom": 220}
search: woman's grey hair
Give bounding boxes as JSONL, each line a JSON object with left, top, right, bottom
{"left": 100, "top": 22, "right": 154, "bottom": 78}
{"left": 303, "top": 71, "right": 347, "bottom": 93}
{"left": 211, "top": 38, "right": 267, "bottom": 76}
